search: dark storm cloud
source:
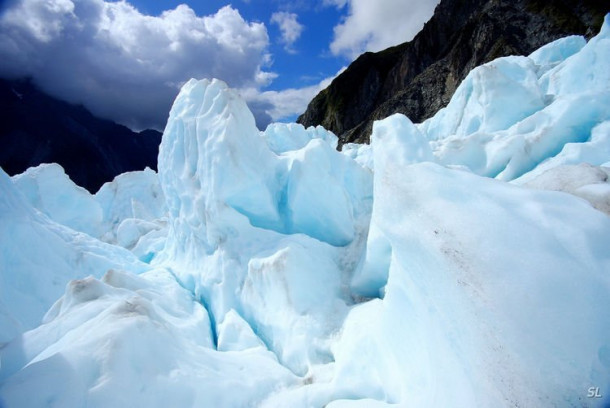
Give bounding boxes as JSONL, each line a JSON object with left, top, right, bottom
{"left": 0, "top": 0, "right": 274, "bottom": 130}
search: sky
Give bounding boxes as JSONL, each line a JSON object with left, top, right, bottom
{"left": 0, "top": 0, "right": 439, "bottom": 131}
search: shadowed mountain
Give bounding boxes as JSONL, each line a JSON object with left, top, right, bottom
{"left": 0, "top": 78, "right": 162, "bottom": 192}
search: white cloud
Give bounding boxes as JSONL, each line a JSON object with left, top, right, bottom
{"left": 327, "top": 0, "right": 439, "bottom": 59}
{"left": 243, "top": 67, "right": 345, "bottom": 127}
{"left": 0, "top": 0, "right": 273, "bottom": 130}
{"left": 270, "top": 11, "right": 303, "bottom": 54}
{"left": 322, "top": 0, "right": 348, "bottom": 7}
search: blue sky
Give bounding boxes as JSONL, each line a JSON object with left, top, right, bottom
{"left": 0, "top": 0, "right": 439, "bottom": 130}
{"left": 129, "top": 1, "right": 346, "bottom": 91}
{"left": 127, "top": 0, "right": 346, "bottom": 91}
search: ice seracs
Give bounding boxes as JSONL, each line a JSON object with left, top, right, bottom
{"left": 0, "top": 269, "right": 295, "bottom": 408}
{"left": 11, "top": 163, "right": 168, "bottom": 262}
{"left": 12, "top": 163, "right": 104, "bottom": 238}
{"left": 0, "top": 168, "right": 149, "bottom": 342}
{"left": 2, "top": 14, "right": 610, "bottom": 408}
{"left": 262, "top": 122, "right": 338, "bottom": 154}
{"left": 94, "top": 167, "right": 167, "bottom": 247}
{"left": 414, "top": 15, "right": 610, "bottom": 182}
{"left": 336, "top": 134, "right": 610, "bottom": 406}
{"left": 157, "top": 78, "right": 372, "bottom": 375}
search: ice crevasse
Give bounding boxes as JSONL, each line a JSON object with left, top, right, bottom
{"left": 1, "top": 14, "right": 610, "bottom": 408}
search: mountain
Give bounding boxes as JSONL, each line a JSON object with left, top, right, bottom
{"left": 0, "top": 78, "right": 162, "bottom": 192}
{"left": 297, "top": 0, "right": 607, "bottom": 145}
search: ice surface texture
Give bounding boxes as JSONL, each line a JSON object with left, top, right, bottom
{"left": 417, "top": 19, "right": 610, "bottom": 182}
{"left": 2, "top": 15, "right": 610, "bottom": 408}
{"left": 157, "top": 78, "right": 372, "bottom": 375}
{"left": 12, "top": 163, "right": 168, "bottom": 260}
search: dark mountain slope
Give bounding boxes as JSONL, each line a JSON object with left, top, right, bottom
{"left": 298, "top": 0, "right": 607, "bottom": 146}
{"left": 0, "top": 78, "right": 162, "bottom": 193}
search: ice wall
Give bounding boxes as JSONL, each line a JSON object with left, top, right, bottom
{"left": 12, "top": 164, "right": 168, "bottom": 262}
{"left": 157, "top": 78, "right": 372, "bottom": 374}
{"left": 337, "top": 118, "right": 610, "bottom": 406}
{"left": 0, "top": 168, "right": 149, "bottom": 342}
{"left": 12, "top": 163, "right": 103, "bottom": 238}
{"left": 412, "top": 16, "right": 610, "bottom": 182}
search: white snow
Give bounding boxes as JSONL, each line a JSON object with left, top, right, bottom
{"left": 2, "top": 14, "right": 610, "bottom": 408}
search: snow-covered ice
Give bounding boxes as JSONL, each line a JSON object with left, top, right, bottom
{"left": 156, "top": 77, "right": 372, "bottom": 375}
{"left": 262, "top": 122, "right": 339, "bottom": 154}
{"left": 11, "top": 164, "right": 168, "bottom": 262}
{"left": 2, "top": 14, "right": 610, "bottom": 408}
{"left": 12, "top": 163, "right": 104, "bottom": 238}
{"left": 0, "top": 269, "right": 295, "bottom": 407}
{"left": 416, "top": 18, "right": 610, "bottom": 182}
{"left": 0, "top": 168, "right": 149, "bottom": 342}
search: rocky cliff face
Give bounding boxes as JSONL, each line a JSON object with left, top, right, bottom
{"left": 297, "top": 0, "right": 607, "bottom": 146}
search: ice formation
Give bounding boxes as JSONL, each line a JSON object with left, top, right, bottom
{"left": 2, "top": 15, "right": 610, "bottom": 408}
{"left": 156, "top": 77, "right": 372, "bottom": 375}
{"left": 0, "top": 169, "right": 149, "bottom": 341}
{"left": 416, "top": 21, "right": 610, "bottom": 181}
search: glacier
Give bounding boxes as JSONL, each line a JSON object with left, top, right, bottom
{"left": 1, "top": 15, "right": 610, "bottom": 408}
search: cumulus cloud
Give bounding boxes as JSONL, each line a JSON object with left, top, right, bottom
{"left": 327, "top": 0, "right": 439, "bottom": 59}
{"left": 0, "top": 0, "right": 273, "bottom": 130}
{"left": 270, "top": 11, "right": 303, "bottom": 54}
{"left": 243, "top": 67, "right": 345, "bottom": 127}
